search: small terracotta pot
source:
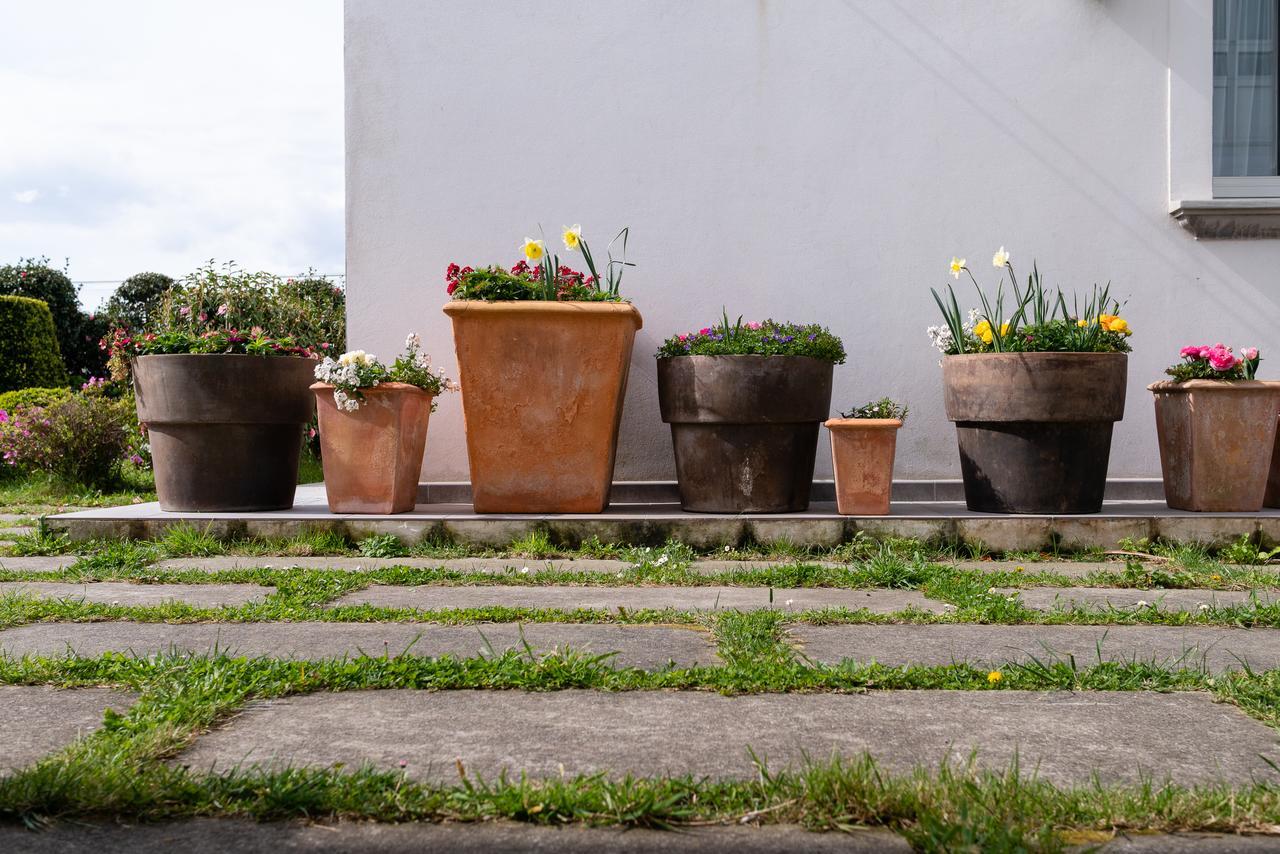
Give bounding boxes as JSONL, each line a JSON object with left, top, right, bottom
{"left": 1266, "top": 413, "right": 1280, "bottom": 508}
{"left": 313, "top": 382, "right": 434, "bottom": 514}
{"left": 443, "top": 301, "right": 642, "bottom": 513}
{"left": 1150, "top": 379, "right": 1280, "bottom": 512}
{"left": 825, "top": 418, "right": 902, "bottom": 515}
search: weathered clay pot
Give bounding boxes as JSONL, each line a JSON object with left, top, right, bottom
{"left": 657, "top": 355, "right": 834, "bottom": 513}
{"left": 1150, "top": 380, "right": 1280, "bottom": 512}
{"left": 133, "top": 354, "right": 316, "bottom": 512}
{"left": 825, "top": 418, "right": 902, "bottom": 515}
{"left": 1266, "top": 413, "right": 1280, "bottom": 508}
{"left": 443, "top": 301, "right": 641, "bottom": 513}
{"left": 942, "top": 353, "right": 1127, "bottom": 514}
{"left": 312, "top": 382, "right": 434, "bottom": 514}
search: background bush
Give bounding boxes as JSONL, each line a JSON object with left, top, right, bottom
{"left": 0, "top": 390, "right": 133, "bottom": 488}
{"left": 103, "top": 271, "right": 175, "bottom": 331}
{"left": 0, "top": 259, "right": 106, "bottom": 380}
{"left": 0, "top": 386, "right": 72, "bottom": 413}
{"left": 150, "top": 262, "right": 345, "bottom": 350}
{"left": 0, "top": 296, "right": 67, "bottom": 393}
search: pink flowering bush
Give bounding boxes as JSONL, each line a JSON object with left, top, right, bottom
{"left": 0, "top": 381, "right": 140, "bottom": 488}
{"left": 1166, "top": 344, "right": 1261, "bottom": 382}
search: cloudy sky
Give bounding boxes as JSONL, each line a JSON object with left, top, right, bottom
{"left": 0, "top": 0, "right": 343, "bottom": 310}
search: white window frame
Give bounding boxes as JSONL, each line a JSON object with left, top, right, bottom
{"left": 1211, "top": 0, "right": 1280, "bottom": 197}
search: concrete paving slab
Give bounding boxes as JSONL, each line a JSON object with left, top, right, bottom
{"left": 947, "top": 561, "right": 1128, "bottom": 578}
{"left": 0, "top": 581, "right": 270, "bottom": 607}
{"left": 333, "top": 585, "right": 946, "bottom": 614}
{"left": 175, "top": 689, "right": 1280, "bottom": 787}
{"left": 0, "top": 622, "right": 716, "bottom": 669}
{"left": 789, "top": 624, "right": 1280, "bottom": 673}
{"left": 0, "top": 556, "right": 79, "bottom": 573}
{"left": 0, "top": 686, "right": 135, "bottom": 772}
{"left": 0, "top": 527, "right": 33, "bottom": 538}
{"left": 1096, "top": 832, "right": 1280, "bottom": 851}
{"left": 0, "top": 819, "right": 909, "bottom": 853}
{"left": 155, "top": 556, "right": 639, "bottom": 574}
{"left": 999, "top": 587, "right": 1277, "bottom": 612}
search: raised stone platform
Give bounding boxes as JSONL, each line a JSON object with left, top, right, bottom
{"left": 45, "top": 486, "right": 1280, "bottom": 552}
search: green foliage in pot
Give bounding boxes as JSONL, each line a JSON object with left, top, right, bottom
{"left": 928, "top": 247, "right": 1132, "bottom": 355}
{"left": 0, "top": 296, "right": 67, "bottom": 393}
{"left": 656, "top": 312, "right": 846, "bottom": 363}
{"left": 0, "top": 258, "right": 105, "bottom": 379}
{"left": 445, "top": 225, "right": 633, "bottom": 302}
{"left": 840, "top": 397, "right": 909, "bottom": 421}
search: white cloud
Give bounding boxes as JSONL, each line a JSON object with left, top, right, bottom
{"left": 0, "top": 0, "right": 343, "bottom": 308}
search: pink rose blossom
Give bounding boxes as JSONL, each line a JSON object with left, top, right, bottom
{"left": 1244, "top": 347, "right": 1259, "bottom": 360}
{"left": 1207, "top": 345, "right": 1238, "bottom": 372}
{"left": 1180, "top": 346, "right": 1202, "bottom": 358}
{"left": 698, "top": 327, "right": 712, "bottom": 336}
{"left": 746, "top": 321, "right": 762, "bottom": 330}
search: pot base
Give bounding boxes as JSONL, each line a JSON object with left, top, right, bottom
{"left": 150, "top": 424, "right": 303, "bottom": 512}
{"left": 670, "top": 423, "right": 819, "bottom": 513}
{"left": 955, "top": 421, "right": 1113, "bottom": 514}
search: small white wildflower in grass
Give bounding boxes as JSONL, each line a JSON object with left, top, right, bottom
{"left": 724, "top": 545, "right": 732, "bottom": 553}
{"left": 520, "top": 566, "right": 530, "bottom": 575}
{"left": 1136, "top": 599, "right": 1149, "bottom": 607}
{"left": 655, "top": 554, "right": 669, "bottom": 566}
{"left": 785, "top": 599, "right": 794, "bottom": 607}
{"left": 616, "top": 571, "right": 624, "bottom": 578}
{"left": 1199, "top": 603, "right": 1210, "bottom": 611}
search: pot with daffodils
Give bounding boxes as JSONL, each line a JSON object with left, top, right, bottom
{"left": 1151, "top": 345, "right": 1280, "bottom": 512}
{"left": 443, "top": 225, "right": 641, "bottom": 513}
{"left": 312, "top": 334, "right": 457, "bottom": 514}
{"left": 929, "top": 248, "right": 1132, "bottom": 514}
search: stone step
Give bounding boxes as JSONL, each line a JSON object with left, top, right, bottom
{"left": 0, "top": 622, "right": 717, "bottom": 669}
{"left": 999, "top": 587, "right": 1276, "bottom": 612}
{"left": 790, "top": 624, "right": 1280, "bottom": 674}
{"left": 332, "top": 585, "right": 946, "bottom": 614}
{"left": 0, "top": 819, "right": 909, "bottom": 852}
{"left": 949, "top": 561, "right": 1130, "bottom": 578}
{"left": 174, "top": 688, "right": 1280, "bottom": 787}
{"left": 0, "top": 686, "right": 136, "bottom": 772}
{"left": 155, "top": 557, "right": 842, "bottom": 574}
{"left": 0, "top": 582, "right": 270, "bottom": 607}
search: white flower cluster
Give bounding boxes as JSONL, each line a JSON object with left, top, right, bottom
{"left": 926, "top": 309, "right": 980, "bottom": 355}
{"left": 315, "top": 353, "right": 380, "bottom": 412}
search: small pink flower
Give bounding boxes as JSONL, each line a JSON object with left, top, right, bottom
{"left": 746, "top": 321, "right": 762, "bottom": 330}
{"left": 0, "top": 410, "right": 7, "bottom": 424}
{"left": 307, "top": 427, "right": 317, "bottom": 439}
{"left": 1180, "top": 346, "right": 1202, "bottom": 358}
{"left": 698, "top": 327, "right": 712, "bottom": 336}
{"left": 179, "top": 306, "right": 191, "bottom": 317}
{"left": 1244, "top": 347, "right": 1259, "bottom": 360}
{"left": 129, "top": 454, "right": 143, "bottom": 466}
{"left": 1208, "top": 345, "right": 1238, "bottom": 372}
{"left": 217, "top": 304, "right": 229, "bottom": 316}
{"left": 677, "top": 334, "right": 688, "bottom": 342}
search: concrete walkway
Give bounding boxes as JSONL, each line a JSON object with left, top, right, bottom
{"left": 0, "top": 686, "right": 135, "bottom": 771}
{"left": 175, "top": 689, "right": 1280, "bottom": 787}
{"left": 0, "top": 581, "right": 271, "bottom": 607}
{"left": 998, "top": 587, "right": 1276, "bottom": 612}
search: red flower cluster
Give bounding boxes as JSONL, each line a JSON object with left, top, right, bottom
{"left": 444, "top": 263, "right": 474, "bottom": 296}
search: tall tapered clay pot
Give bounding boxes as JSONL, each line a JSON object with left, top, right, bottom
{"left": 658, "top": 355, "right": 834, "bottom": 513}
{"left": 443, "top": 301, "right": 641, "bottom": 513}
{"left": 133, "top": 354, "right": 316, "bottom": 511}
{"left": 1150, "top": 380, "right": 1280, "bottom": 512}
{"left": 825, "top": 418, "right": 902, "bottom": 515}
{"left": 942, "top": 352, "right": 1127, "bottom": 514}
{"left": 313, "top": 382, "right": 434, "bottom": 514}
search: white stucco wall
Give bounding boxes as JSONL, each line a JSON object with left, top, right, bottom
{"left": 345, "top": 0, "right": 1280, "bottom": 483}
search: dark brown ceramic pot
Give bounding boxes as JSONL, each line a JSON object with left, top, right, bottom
{"left": 133, "top": 354, "right": 317, "bottom": 512}
{"left": 1150, "top": 380, "right": 1280, "bottom": 512}
{"left": 313, "top": 382, "right": 434, "bottom": 514}
{"left": 657, "top": 355, "right": 834, "bottom": 513}
{"left": 443, "top": 301, "right": 642, "bottom": 513}
{"left": 942, "top": 352, "right": 1128, "bottom": 514}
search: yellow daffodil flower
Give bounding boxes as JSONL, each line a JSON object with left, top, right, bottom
{"left": 992, "top": 246, "right": 1010, "bottom": 267}
{"left": 988, "top": 670, "right": 1003, "bottom": 684}
{"left": 974, "top": 320, "right": 993, "bottom": 343}
{"left": 522, "top": 238, "right": 545, "bottom": 263}
{"left": 562, "top": 224, "right": 582, "bottom": 251}
{"left": 1077, "top": 318, "right": 1090, "bottom": 328}
{"left": 949, "top": 256, "right": 966, "bottom": 279}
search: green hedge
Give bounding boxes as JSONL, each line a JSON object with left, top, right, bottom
{"left": 0, "top": 296, "right": 67, "bottom": 393}
{"left": 0, "top": 385, "right": 71, "bottom": 413}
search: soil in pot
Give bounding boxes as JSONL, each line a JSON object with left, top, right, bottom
{"left": 825, "top": 418, "right": 901, "bottom": 515}
{"left": 658, "top": 355, "right": 833, "bottom": 513}
{"left": 133, "top": 354, "right": 316, "bottom": 512}
{"left": 313, "top": 382, "right": 433, "bottom": 514}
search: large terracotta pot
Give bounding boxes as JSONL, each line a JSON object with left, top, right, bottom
{"left": 942, "top": 353, "right": 1128, "bottom": 514}
{"left": 443, "top": 301, "right": 641, "bottom": 513}
{"left": 313, "top": 382, "right": 434, "bottom": 514}
{"left": 1150, "top": 380, "right": 1280, "bottom": 512}
{"left": 657, "top": 355, "right": 834, "bottom": 513}
{"left": 1266, "top": 412, "right": 1280, "bottom": 508}
{"left": 825, "top": 418, "right": 902, "bottom": 515}
{"left": 133, "top": 354, "right": 316, "bottom": 512}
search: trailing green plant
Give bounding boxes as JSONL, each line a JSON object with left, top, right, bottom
{"left": 928, "top": 247, "right": 1132, "bottom": 355}
{"left": 1165, "top": 344, "right": 1260, "bottom": 382}
{"left": 102, "top": 272, "right": 175, "bottom": 330}
{"left": 840, "top": 398, "right": 908, "bottom": 421}
{"left": 445, "top": 224, "right": 633, "bottom": 302}
{"left": 657, "top": 312, "right": 846, "bottom": 363}
{"left": 0, "top": 296, "right": 67, "bottom": 393}
{"left": 313, "top": 333, "right": 458, "bottom": 412}
{"left": 358, "top": 533, "right": 408, "bottom": 558}
{"left": 0, "top": 258, "right": 105, "bottom": 379}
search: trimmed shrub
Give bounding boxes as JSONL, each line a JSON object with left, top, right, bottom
{"left": 104, "top": 272, "right": 174, "bottom": 330}
{"left": 0, "top": 296, "right": 67, "bottom": 392}
{"left": 0, "top": 258, "right": 106, "bottom": 379}
{"left": 0, "top": 391, "right": 132, "bottom": 488}
{"left": 0, "top": 386, "right": 71, "bottom": 413}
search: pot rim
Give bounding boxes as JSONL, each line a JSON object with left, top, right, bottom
{"left": 657, "top": 353, "right": 839, "bottom": 364}
{"left": 133, "top": 352, "right": 318, "bottom": 362}
{"left": 443, "top": 299, "right": 642, "bottom": 330}
{"left": 310, "top": 381, "right": 435, "bottom": 396}
{"left": 1148, "top": 379, "right": 1280, "bottom": 393}
{"left": 825, "top": 418, "right": 902, "bottom": 429}
{"left": 943, "top": 351, "right": 1129, "bottom": 361}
